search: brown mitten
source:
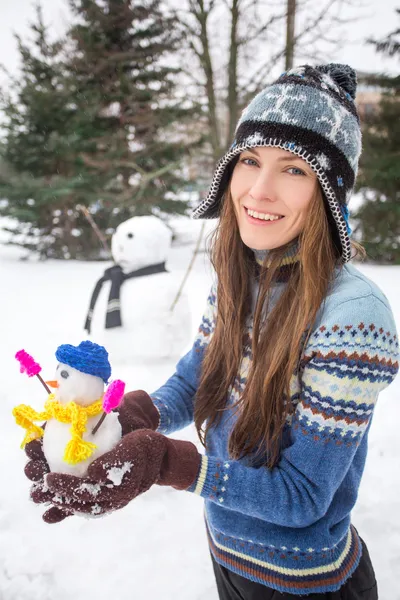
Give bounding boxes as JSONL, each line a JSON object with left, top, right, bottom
{"left": 45, "top": 429, "right": 201, "bottom": 519}
{"left": 24, "top": 436, "right": 72, "bottom": 524}
{"left": 115, "top": 390, "right": 160, "bottom": 435}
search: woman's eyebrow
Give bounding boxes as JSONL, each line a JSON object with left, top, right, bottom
{"left": 241, "top": 148, "right": 260, "bottom": 156}
{"left": 241, "top": 149, "right": 307, "bottom": 163}
{"left": 276, "top": 155, "right": 304, "bottom": 162}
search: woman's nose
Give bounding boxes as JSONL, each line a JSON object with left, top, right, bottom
{"left": 248, "top": 171, "right": 276, "bottom": 203}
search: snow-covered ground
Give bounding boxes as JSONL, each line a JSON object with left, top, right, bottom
{"left": 0, "top": 232, "right": 399, "bottom": 600}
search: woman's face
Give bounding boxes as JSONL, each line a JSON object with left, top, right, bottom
{"left": 230, "top": 146, "right": 318, "bottom": 250}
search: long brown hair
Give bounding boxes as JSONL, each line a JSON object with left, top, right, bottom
{"left": 194, "top": 185, "right": 366, "bottom": 469}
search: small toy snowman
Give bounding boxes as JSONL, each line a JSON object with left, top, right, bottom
{"left": 13, "top": 341, "right": 123, "bottom": 477}
{"left": 84, "top": 215, "right": 192, "bottom": 366}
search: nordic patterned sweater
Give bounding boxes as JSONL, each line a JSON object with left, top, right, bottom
{"left": 150, "top": 252, "right": 399, "bottom": 596}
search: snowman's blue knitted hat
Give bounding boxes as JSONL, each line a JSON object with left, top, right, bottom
{"left": 55, "top": 340, "right": 111, "bottom": 383}
{"left": 192, "top": 63, "right": 361, "bottom": 263}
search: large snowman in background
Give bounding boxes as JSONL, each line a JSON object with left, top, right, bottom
{"left": 85, "top": 216, "right": 192, "bottom": 366}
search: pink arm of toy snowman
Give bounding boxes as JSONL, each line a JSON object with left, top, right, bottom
{"left": 92, "top": 379, "right": 125, "bottom": 435}
{"left": 15, "top": 349, "right": 51, "bottom": 394}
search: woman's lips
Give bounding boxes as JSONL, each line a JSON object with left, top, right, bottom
{"left": 243, "top": 206, "right": 285, "bottom": 226}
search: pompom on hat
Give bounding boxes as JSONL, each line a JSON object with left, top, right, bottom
{"left": 55, "top": 340, "right": 111, "bottom": 383}
{"left": 192, "top": 63, "right": 361, "bottom": 263}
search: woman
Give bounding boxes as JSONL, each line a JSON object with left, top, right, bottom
{"left": 26, "top": 64, "right": 399, "bottom": 598}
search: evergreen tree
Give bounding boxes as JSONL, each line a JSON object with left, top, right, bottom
{"left": 0, "top": 6, "right": 101, "bottom": 259}
{"left": 66, "top": 0, "right": 202, "bottom": 218}
{"left": 0, "top": 1, "right": 202, "bottom": 259}
{"left": 354, "top": 11, "right": 400, "bottom": 263}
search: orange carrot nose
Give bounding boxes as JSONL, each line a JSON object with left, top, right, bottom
{"left": 46, "top": 380, "right": 59, "bottom": 388}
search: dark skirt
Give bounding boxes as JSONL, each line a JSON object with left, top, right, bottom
{"left": 210, "top": 534, "right": 378, "bottom": 600}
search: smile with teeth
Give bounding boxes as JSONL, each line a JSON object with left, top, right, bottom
{"left": 245, "top": 208, "right": 284, "bottom": 221}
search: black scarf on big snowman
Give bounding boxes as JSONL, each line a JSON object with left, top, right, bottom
{"left": 84, "top": 216, "right": 192, "bottom": 365}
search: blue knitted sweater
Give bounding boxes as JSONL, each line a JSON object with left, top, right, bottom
{"left": 151, "top": 259, "right": 399, "bottom": 595}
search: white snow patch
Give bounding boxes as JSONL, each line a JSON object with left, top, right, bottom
{"left": 52, "top": 493, "right": 69, "bottom": 505}
{"left": 79, "top": 482, "right": 102, "bottom": 497}
{"left": 107, "top": 462, "right": 132, "bottom": 486}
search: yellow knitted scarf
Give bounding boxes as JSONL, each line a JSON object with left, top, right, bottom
{"left": 12, "top": 394, "right": 103, "bottom": 465}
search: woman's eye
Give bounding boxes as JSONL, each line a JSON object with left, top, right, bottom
{"left": 241, "top": 157, "right": 258, "bottom": 167}
{"left": 287, "top": 167, "right": 305, "bottom": 176}
{"left": 60, "top": 370, "right": 69, "bottom": 379}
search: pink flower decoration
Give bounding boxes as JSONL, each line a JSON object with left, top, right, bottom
{"left": 15, "top": 350, "right": 42, "bottom": 377}
{"left": 102, "top": 380, "right": 125, "bottom": 413}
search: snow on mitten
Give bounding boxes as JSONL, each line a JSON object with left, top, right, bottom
{"left": 24, "top": 435, "right": 72, "bottom": 524}
{"left": 45, "top": 429, "right": 201, "bottom": 519}
{"left": 115, "top": 390, "right": 160, "bottom": 435}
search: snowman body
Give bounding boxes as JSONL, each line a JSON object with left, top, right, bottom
{"left": 43, "top": 412, "right": 121, "bottom": 477}
{"left": 43, "top": 362, "right": 122, "bottom": 477}
{"left": 88, "top": 216, "right": 192, "bottom": 365}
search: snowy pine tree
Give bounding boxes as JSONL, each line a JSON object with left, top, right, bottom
{"left": 0, "top": 6, "right": 99, "bottom": 259}
{"left": 67, "top": 0, "right": 202, "bottom": 218}
{"left": 0, "top": 1, "right": 202, "bottom": 259}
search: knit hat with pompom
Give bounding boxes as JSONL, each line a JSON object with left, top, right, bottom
{"left": 55, "top": 340, "right": 111, "bottom": 383}
{"left": 192, "top": 63, "right": 361, "bottom": 263}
